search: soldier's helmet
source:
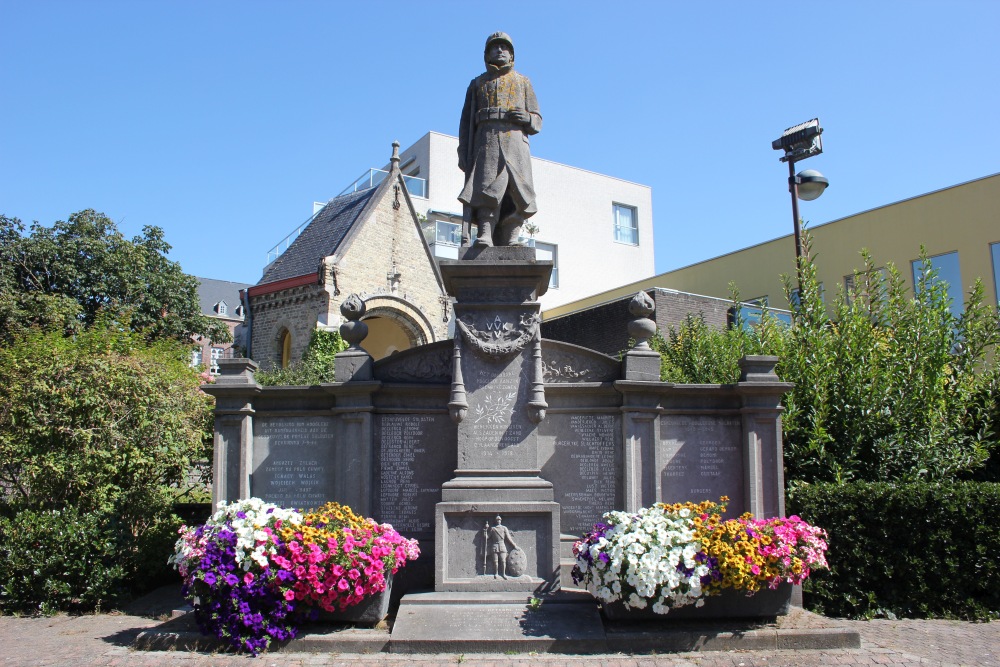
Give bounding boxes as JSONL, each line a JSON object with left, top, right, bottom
{"left": 484, "top": 32, "right": 514, "bottom": 60}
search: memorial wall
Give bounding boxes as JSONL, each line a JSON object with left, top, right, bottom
{"left": 208, "top": 349, "right": 790, "bottom": 592}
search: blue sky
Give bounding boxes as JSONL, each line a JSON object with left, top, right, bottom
{"left": 2, "top": 1, "right": 998, "bottom": 287}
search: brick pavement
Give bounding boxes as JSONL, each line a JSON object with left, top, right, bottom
{"left": 0, "top": 598, "right": 996, "bottom": 667}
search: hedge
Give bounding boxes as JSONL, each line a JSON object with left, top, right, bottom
{"left": 790, "top": 481, "right": 1000, "bottom": 620}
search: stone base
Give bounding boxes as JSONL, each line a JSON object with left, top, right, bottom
{"left": 134, "top": 594, "right": 860, "bottom": 655}
{"left": 390, "top": 590, "right": 606, "bottom": 654}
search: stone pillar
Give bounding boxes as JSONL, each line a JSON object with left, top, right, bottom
{"left": 617, "top": 291, "right": 663, "bottom": 510}
{"left": 329, "top": 293, "right": 379, "bottom": 516}
{"left": 434, "top": 247, "right": 560, "bottom": 592}
{"left": 736, "top": 356, "right": 793, "bottom": 518}
{"left": 205, "top": 358, "right": 261, "bottom": 505}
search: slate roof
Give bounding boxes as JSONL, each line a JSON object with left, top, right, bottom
{"left": 259, "top": 188, "right": 378, "bottom": 285}
{"left": 196, "top": 277, "right": 253, "bottom": 319}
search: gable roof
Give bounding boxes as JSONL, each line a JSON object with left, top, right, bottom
{"left": 258, "top": 187, "right": 379, "bottom": 285}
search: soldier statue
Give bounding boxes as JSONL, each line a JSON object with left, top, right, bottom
{"left": 458, "top": 32, "right": 542, "bottom": 248}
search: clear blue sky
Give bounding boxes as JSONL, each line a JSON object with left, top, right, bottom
{"left": 3, "top": 1, "right": 998, "bottom": 287}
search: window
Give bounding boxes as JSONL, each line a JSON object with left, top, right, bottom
{"left": 991, "top": 242, "right": 1000, "bottom": 306}
{"left": 534, "top": 241, "right": 559, "bottom": 288}
{"left": 234, "top": 304, "right": 245, "bottom": 318}
{"left": 210, "top": 347, "right": 224, "bottom": 375}
{"left": 435, "top": 220, "right": 462, "bottom": 246}
{"left": 789, "top": 284, "right": 823, "bottom": 308}
{"left": 729, "top": 304, "right": 792, "bottom": 330}
{"left": 613, "top": 204, "right": 638, "bottom": 245}
{"left": 912, "top": 251, "right": 963, "bottom": 317}
{"left": 429, "top": 219, "right": 463, "bottom": 259}
{"left": 190, "top": 349, "right": 203, "bottom": 368}
{"left": 844, "top": 268, "right": 887, "bottom": 307}
{"left": 215, "top": 301, "right": 227, "bottom": 316}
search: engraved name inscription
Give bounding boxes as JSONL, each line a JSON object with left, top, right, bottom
{"left": 254, "top": 417, "right": 332, "bottom": 509}
{"left": 555, "top": 414, "right": 618, "bottom": 534}
{"left": 660, "top": 416, "right": 741, "bottom": 502}
{"left": 377, "top": 415, "right": 438, "bottom": 533}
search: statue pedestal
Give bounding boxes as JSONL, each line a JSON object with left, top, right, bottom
{"left": 434, "top": 249, "right": 560, "bottom": 592}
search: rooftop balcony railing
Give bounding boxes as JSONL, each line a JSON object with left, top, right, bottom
{"left": 265, "top": 169, "right": 428, "bottom": 268}
{"left": 338, "top": 168, "right": 427, "bottom": 198}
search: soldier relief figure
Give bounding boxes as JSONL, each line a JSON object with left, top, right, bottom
{"left": 458, "top": 32, "right": 542, "bottom": 248}
{"left": 482, "top": 515, "right": 520, "bottom": 578}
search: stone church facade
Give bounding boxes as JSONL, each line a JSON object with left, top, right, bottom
{"left": 244, "top": 143, "right": 449, "bottom": 368}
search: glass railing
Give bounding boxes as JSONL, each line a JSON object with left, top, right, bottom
{"left": 265, "top": 215, "right": 313, "bottom": 266}
{"left": 337, "top": 169, "right": 427, "bottom": 198}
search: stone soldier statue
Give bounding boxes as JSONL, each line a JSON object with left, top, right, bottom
{"left": 458, "top": 31, "right": 542, "bottom": 248}
{"left": 483, "top": 515, "right": 518, "bottom": 578}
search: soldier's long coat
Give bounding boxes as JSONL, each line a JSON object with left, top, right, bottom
{"left": 458, "top": 63, "right": 542, "bottom": 225}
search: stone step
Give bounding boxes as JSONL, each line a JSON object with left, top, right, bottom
{"left": 389, "top": 591, "right": 607, "bottom": 654}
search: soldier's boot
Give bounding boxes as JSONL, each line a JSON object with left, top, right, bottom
{"left": 501, "top": 214, "right": 525, "bottom": 246}
{"left": 474, "top": 208, "right": 496, "bottom": 246}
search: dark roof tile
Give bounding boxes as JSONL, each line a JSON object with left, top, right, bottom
{"left": 259, "top": 188, "right": 377, "bottom": 285}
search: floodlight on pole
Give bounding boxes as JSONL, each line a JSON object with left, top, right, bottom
{"left": 772, "top": 118, "right": 829, "bottom": 294}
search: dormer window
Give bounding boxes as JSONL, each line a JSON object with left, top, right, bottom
{"left": 215, "top": 301, "right": 228, "bottom": 316}
{"left": 234, "top": 304, "right": 245, "bottom": 318}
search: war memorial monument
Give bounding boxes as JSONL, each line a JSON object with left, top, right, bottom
{"left": 191, "top": 32, "right": 858, "bottom": 654}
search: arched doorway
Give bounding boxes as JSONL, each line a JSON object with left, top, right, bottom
{"left": 356, "top": 296, "right": 437, "bottom": 361}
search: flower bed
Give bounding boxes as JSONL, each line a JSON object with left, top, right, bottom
{"left": 572, "top": 498, "right": 827, "bottom": 616}
{"left": 170, "top": 498, "right": 419, "bottom": 655}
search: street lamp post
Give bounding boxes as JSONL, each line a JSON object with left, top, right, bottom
{"left": 772, "top": 119, "right": 829, "bottom": 293}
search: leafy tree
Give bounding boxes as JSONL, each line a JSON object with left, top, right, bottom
{"left": 0, "top": 320, "right": 214, "bottom": 611}
{"left": 0, "top": 319, "right": 213, "bottom": 520}
{"left": 0, "top": 210, "right": 229, "bottom": 345}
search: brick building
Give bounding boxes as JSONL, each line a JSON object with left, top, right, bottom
{"left": 245, "top": 143, "right": 448, "bottom": 368}
{"left": 193, "top": 277, "right": 251, "bottom": 373}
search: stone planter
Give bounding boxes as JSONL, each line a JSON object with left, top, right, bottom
{"left": 600, "top": 583, "right": 792, "bottom": 621}
{"left": 317, "top": 574, "right": 393, "bottom": 626}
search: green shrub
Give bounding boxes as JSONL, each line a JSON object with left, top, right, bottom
{"left": 0, "top": 506, "right": 179, "bottom": 614}
{"left": 0, "top": 321, "right": 210, "bottom": 613}
{"left": 649, "top": 236, "right": 1000, "bottom": 486}
{"left": 790, "top": 481, "right": 1000, "bottom": 620}
{"left": 256, "top": 328, "right": 347, "bottom": 386}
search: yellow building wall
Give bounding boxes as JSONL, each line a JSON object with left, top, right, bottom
{"left": 544, "top": 173, "right": 1000, "bottom": 319}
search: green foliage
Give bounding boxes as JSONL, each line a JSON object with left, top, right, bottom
{"left": 651, "top": 286, "right": 786, "bottom": 384}
{"left": 255, "top": 328, "right": 348, "bottom": 386}
{"left": 780, "top": 241, "right": 1000, "bottom": 484}
{"left": 0, "top": 506, "right": 178, "bottom": 615}
{"left": 790, "top": 481, "right": 1000, "bottom": 620}
{"left": 0, "top": 321, "right": 212, "bottom": 612}
{"left": 0, "top": 210, "right": 229, "bottom": 345}
{"left": 0, "top": 320, "right": 213, "bottom": 517}
{"left": 650, "top": 234, "right": 1000, "bottom": 485}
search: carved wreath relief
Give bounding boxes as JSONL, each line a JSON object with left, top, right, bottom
{"left": 457, "top": 313, "right": 539, "bottom": 362}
